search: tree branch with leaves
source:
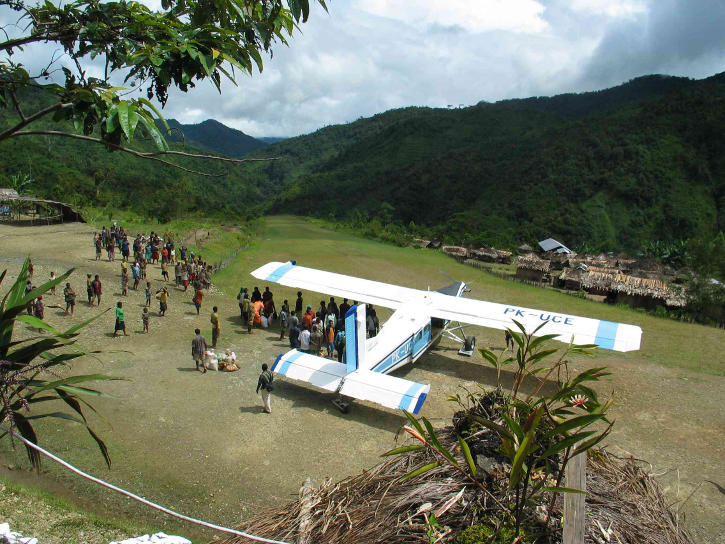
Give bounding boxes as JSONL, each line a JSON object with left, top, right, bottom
{"left": 0, "top": 0, "right": 326, "bottom": 169}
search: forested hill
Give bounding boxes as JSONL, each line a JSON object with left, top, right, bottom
{"left": 163, "top": 118, "right": 269, "bottom": 157}
{"left": 0, "top": 86, "right": 268, "bottom": 221}
{"left": 246, "top": 73, "right": 725, "bottom": 251}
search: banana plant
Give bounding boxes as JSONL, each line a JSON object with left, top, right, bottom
{"left": 1, "top": 259, "right": 117, "bottom": 469}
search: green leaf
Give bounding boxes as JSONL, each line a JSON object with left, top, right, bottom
{"left": 509, "top": 428, "right": 534, "bottom": 489}
{"left": 422, "top": 417, "right": 458, "bottom": 466}
{"left": 138, "top": 98, "right": 168, "bottom": 132}
{"left": 539, "top": 431, "right": 597, "bottom": 459}
{"left": 137, "top": 113, "right": 168, "bottom": 151}
{"left": 401, "top": 461, "right": 441, "bottom": 481}
{"left": 118, "top": 101, "right": 130, "bottom": 139}
{"left": 573, "top": 421, "right": 614, "bottom": 455}
{"left": 403, "top": 410, "right": 426, "bottom": 438}
{"left": 528, "top": 334, "right": 560, "bottom": 350}
{"left": 381, "top": 445, "right": 424, "bottom": 457}
{"left": 501, "top": 412, "right": 523, "bottom": 442}
{"left": 549, "top": 414, "right": 604, "bottom": 437}
{"left": 470, "top": 415, "right": 514, "bottom": 441}
{"left": 458, "top": 435, "right": 476, "bottom": 477}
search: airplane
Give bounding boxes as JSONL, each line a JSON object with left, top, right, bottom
{"left": 251, "top": 261, "right": 642, "bottom": 415}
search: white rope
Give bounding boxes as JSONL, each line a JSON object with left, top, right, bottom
{"left": 0, "top": 424, "right": 292, "bottom": 544}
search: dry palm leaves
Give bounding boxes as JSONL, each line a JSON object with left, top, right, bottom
{"left": 216, "top": 429, "right": 694, "bottom": 544}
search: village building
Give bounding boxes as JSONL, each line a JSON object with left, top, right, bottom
{"left": 442, "top": 245, "right": 468, "bottom": 261}
{"left": 0, "top": 189, "right": 84, "bottom": 224}
{"left": 515, "top": 254, "right": 551, "bottom": 282}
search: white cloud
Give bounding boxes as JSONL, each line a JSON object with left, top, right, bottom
{"left": 352, "top": 0, "right": 548, "bottom": 33}
{"left": 2, "top": 0, "right": 723, "bottom": 138}
{"left": 568, "top": 0, "right": 646, "bottom": 18}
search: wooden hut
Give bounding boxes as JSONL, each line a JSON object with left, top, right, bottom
{"left": 581, "top": 271, "right": 686, "bottom": 309}
{"left": 442, "top": 245, "right": 468, "bottom": 261}
{"left": 470, "top": 247, "right": 513, "bottom": 264}
{"left": 516, "top": 254, "right": 551, "bottom": 282}
{"left": 0, "top": 190, "right": 84, "bottom": 224}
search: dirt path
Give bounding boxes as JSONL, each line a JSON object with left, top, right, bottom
{"left": 0, "top": 221, "right": 722, "bottom": 543}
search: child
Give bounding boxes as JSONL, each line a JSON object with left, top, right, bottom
{"left": 145, "top": 281, "right": 152, "bottom": 307}
{"left": 161, "top": 260, "right": 169, "bottom": 282}
{"left": 121, "top": 269, "right": 129, "bottom": 296}
{"left": 142, "top": 306, "right": 150, "bottom": 333}
{"left": 193, "top": 288, "right": 203, "bottom": 315}
{"left": 86, "top": 273, "right": 93, "bottom": 305}
{"left": 50, "top": 271, "right": 56, "bottom": 295}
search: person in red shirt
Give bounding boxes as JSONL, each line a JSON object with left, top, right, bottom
{"left": 92, "top": 274, "right": 102, "bottom": 306}
{"left": 302, "top": 305, "right": 315, "bottom": 330}
{"left": 193, "top": 288, "right": 203, "bottom": 315}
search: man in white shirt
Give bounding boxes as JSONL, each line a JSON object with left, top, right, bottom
{"left": 299, "top": 326, "right": 311, "bottom": 353}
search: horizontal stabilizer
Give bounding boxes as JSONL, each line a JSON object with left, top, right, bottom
{"left": 271, "top": 350, "right": 346, "bottom": 392}
{"left": 271, "top": 350, "right": 430, "bottom": 414}
{"left": 340, "top": 371, "right": 430, "bottom": 414}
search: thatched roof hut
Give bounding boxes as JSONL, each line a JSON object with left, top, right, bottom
{"left": 516, "top": 254, "right": 551, "bottom": 282}
{"left": 582, "top": 271, "right": 686, "bottom": 308}
{"left": 0, "top": 190, "right": 84, "bottom": 224}
{"left": 412, "top": 238, "right": 430, "bottom": 248}
{"left": 516, "top": 254, "right": 550, "bottom": 272}
{"left": 470, "top": 247, "right": 513, "bottom": 264}
{"left": 442, "top": 245, "right": 468, "bottom": 260}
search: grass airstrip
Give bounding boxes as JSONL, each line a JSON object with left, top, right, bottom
{"left": 0, "top": 216, "right": 722, "bottom": 543}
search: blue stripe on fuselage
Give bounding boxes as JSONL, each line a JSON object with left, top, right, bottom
{"left": 265, "top": 261, "right": 296, "bottom": 282}
{"left": 345, "top": 305, "right": 358, "bottom": 373}
{"left": 594, "top": 320, "right": 619, "bottom": 350}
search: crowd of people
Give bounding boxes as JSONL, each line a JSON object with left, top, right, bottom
{"left": 19, "top": 224, "right": 384, "bottom": 414}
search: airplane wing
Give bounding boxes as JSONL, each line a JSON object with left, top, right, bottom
{"left": 427, "top": 293, "right": 642, "bottom": 352}
{"left": 254, "top": 261, "right": 641, "bottom": 352}
{"left": 251, "top": 261, "right": 419, "bottom": 310}
{"left": 271, "top": 350, "right": 348, "bottom": 391}
{"left": 271, "top": 350, "right": 430, "bottom": 414}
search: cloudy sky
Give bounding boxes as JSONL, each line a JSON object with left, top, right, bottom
{"left": 3, "top": 0, "right": 725, "bottom": 137}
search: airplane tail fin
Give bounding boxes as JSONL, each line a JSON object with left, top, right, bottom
{"left": 344, "top": 304, "right": 367, "bottom": 373}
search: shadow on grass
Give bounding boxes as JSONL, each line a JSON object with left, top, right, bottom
{"left": 239, "top": 405, "right": 265, "bottom": 414}
{"left": 408, "top": 350, "right": 562, "bottom": 398}
{"left": 272, "top": 380, "right": 405, "bottom": 433}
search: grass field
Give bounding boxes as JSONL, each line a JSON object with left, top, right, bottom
{"left": 0, "top": 215, "right": 722, "bottom": 544}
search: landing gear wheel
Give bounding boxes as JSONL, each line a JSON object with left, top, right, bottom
{"left": 332, "top": 397, "right": 350, "bottom": 414}
{"left": 458, "top": 336, "right": 476, "bottom": 356}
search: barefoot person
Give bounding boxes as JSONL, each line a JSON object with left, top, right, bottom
{"left": 156, "top": 287, "right": 169, "bottom": 316}
{"left": 63, "top": 282, "right": 76, "bottom": 315}
{"left": 142, "top": 306, "right": 150, "bottom": 333}
{"left": 191, "top": 328, "right": 208, "bottom": 373}
{"left": 210, "top": 306, "right": 220, "bottom": 348}
{"left": 114, "top": 301, "right": 129, "bottom": 337}
{"left": 92, "top": 274, "right": 102, "bottom": 306}
{"left": 255, "top": 363, "right": 274, "bottom": 413}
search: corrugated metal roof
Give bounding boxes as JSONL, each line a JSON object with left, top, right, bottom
{"left": 538, "top": 238, "right": 571, "bottom": 254}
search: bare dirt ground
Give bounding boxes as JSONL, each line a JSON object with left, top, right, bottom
{"left": 0, "top": 221, "right": 723, "bottom": 543}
